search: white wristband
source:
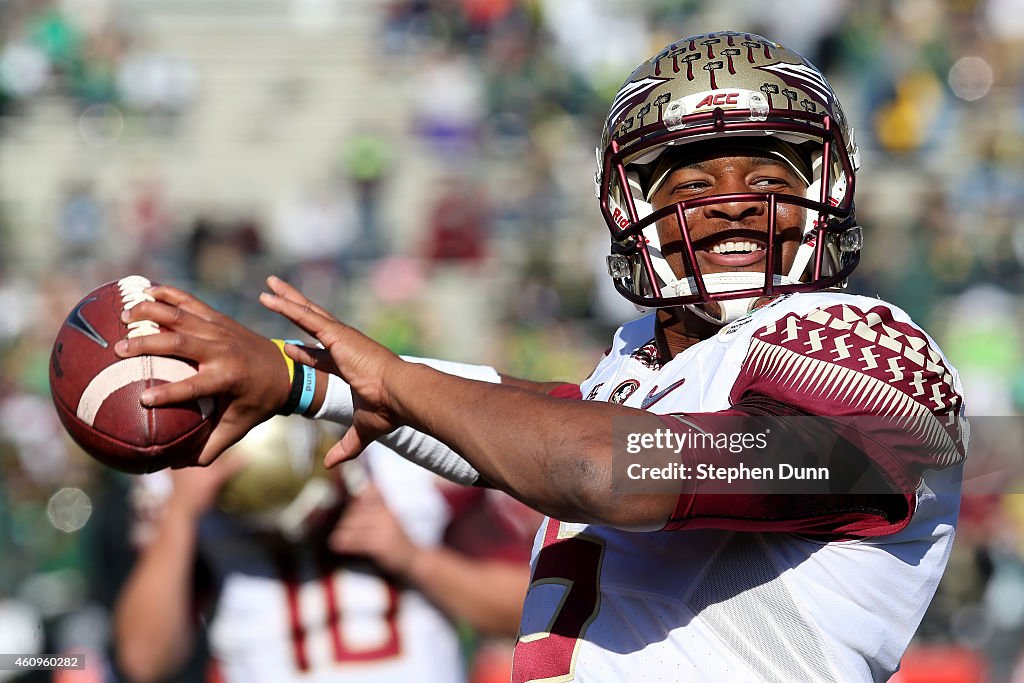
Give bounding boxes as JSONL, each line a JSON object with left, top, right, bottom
{"left": 313, "top": 356, "right": 501, "bottom": 423}
{"left": 313, "top": 372, "right": 354, "bottom": 424}
{"left": 312, "top": 357, "right": 500, "bottom": 485}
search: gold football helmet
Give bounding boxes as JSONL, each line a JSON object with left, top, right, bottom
{"left": 217, "top": 417, "right": 361, "bottom": 542}
{"left": 597, "top": 31, "right": 862, "bottom": 323}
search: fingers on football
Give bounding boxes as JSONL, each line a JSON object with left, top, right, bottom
{"left": 115, "top": 326, "right": 204, "bottom": 361}
{"left": 147, "top": 285, "right": 224, "bottom": 323}
{"left": 123, "top": 300, "right": 219, "bottom": 342}
{"left": 135, "top": 374, "right": 212, "bottom": 409}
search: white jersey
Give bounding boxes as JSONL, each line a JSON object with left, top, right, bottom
{"left": 513, "top": 292, "right": 967, "bottom": 683}
{"left": 133, "top": 444, "right": 533, "bottom": 683}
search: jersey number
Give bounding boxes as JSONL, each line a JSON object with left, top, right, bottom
{"left": 281, "top": 561, "right": 401, "bottom": 672}
{"left": 512, "top": 522, "right": 605, "bottom": 683}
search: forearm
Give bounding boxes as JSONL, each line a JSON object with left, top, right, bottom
{"left": 257, "top": 285, "right": 670, "bottom": 526}
{"left": 383, "top": 361, "right": 671, "bottom": 528}
{"left": 310, "top": 359, "right": 568, "bottom": 486}
{"left": 403, "top": 547, "right": 528, "bottom": 636}
{"left": 309, "top": 356, "right": 566, "bottom": 424}
{"left": 114, "top": 511, "right": 200, "bottom": 683}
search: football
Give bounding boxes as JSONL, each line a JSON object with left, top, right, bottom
{"left": 49, "top": 275, "right": 215, "bottom": 473}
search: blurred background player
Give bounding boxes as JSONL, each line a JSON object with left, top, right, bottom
{"left": 113, "top": 416, "right": 538, "bottom": 683}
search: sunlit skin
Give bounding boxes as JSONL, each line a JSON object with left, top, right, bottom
{"left": 647, "top": 150, "right": 809, "bottom": 359}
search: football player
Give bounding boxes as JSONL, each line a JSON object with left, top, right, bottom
{"left": 115, "top": 31, "right": 968, "bottom": 682}
{"left": 114, "top": 417, "right": 537, "bottom": 683}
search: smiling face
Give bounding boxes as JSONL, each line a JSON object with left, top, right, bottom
{"left": 647, "top": 147, "right": 809, "bottom": 283}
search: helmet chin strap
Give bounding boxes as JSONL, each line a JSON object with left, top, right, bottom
{"left": 687, "top": 299, "right": 752, "bottom": 326}
{"left": 645, "top": 237, "right": 801, "bottom": 326}
{"left": 673, "top": 270, "right": 799, "bottom": 325}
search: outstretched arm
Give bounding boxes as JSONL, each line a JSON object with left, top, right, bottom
{"left": 258, "top": 277, "right": 674, "bottom": 529}
{"left": 110, "top": 284, "right": 571, "bottom": 484}
{"left": 314, "top": 358, "right": 578, "bottom": 486}
{"left": 117, "top": 278, "right": 675, "bottom": 529}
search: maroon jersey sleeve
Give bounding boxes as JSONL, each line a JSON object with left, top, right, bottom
{"left": 548, "top": 383, "right": 583, "bottom": 400}
{"left": 660, "top": 302, "right": 967, "bottom": 538}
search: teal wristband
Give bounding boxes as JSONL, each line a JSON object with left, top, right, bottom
{"left": 296, "top": 362, "right": 316, "bottom": 415}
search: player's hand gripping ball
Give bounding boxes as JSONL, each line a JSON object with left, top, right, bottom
{"left": 49, "top": 276, "right": 214, "bottom": 473}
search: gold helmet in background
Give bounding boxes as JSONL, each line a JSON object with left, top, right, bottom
{"left": 217, "top": 417, "right": 364, "bottom": 542}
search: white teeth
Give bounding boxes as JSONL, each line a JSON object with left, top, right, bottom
{"left": 710, "top": 240, "right": 762, "bottom": 254}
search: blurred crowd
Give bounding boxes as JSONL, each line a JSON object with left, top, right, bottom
{"left": 2, "top": 0, "right": 1024, "bottom": 681}
{"left": 0, "top": 0, "right": 197, "bottom": 131}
